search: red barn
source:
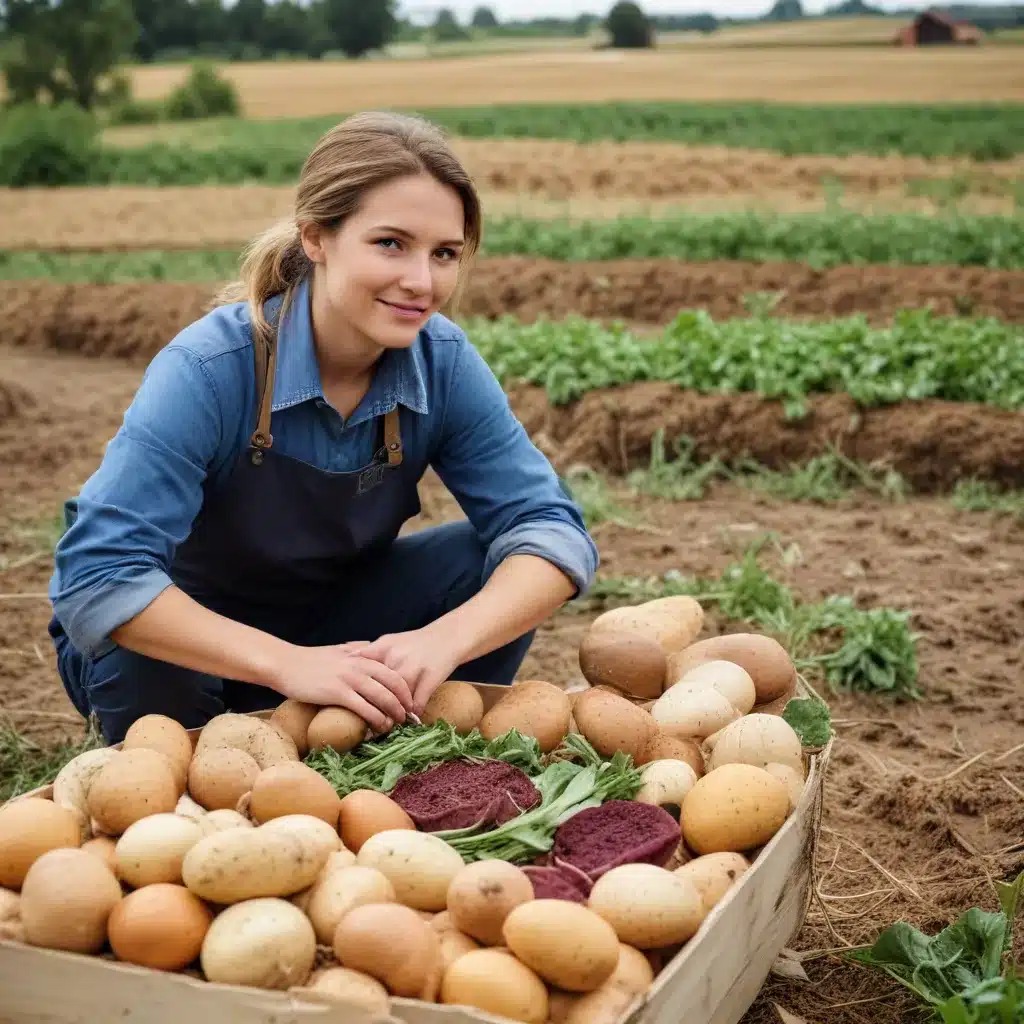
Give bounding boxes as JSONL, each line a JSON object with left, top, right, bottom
{"left": 893, "top": 10, "right": 983, "bottom": 45}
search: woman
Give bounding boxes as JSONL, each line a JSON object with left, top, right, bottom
{"left": 47, "top": 111, "right": 598, "bottom": 744}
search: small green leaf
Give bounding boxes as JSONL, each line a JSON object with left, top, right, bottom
{"left": 782, "top": 698, "right": 832, "bottom": 747}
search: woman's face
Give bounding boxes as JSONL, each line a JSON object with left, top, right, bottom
{"left": 302, "top": 172, "right": 467, "bottom": 356}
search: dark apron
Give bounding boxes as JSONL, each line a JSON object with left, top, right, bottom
{"left": 170, "top": 306, "right": 422, "bottom": 611}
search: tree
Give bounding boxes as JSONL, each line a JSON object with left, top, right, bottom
{"left": 323, "top": 0, "right": 397, "bottom": 57}
{"left": 1, "top": 0, "right": 138, "bottom": 108}
{"left": 471, "top": 6, "right": 498, "bottom": 29}
{"left": 606, "top": 2, "right": 653, "bottom": 48}
{"left": 433, "top": 8, "right": 467, "bottom": 42}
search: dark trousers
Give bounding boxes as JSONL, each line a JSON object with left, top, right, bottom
{"left": 50, "top": 522, "right": 533, "bottom": 744}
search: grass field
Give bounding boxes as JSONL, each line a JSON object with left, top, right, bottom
{"left": 1, "top": 38, "right": 1023, "bottom": 1024}
{"left": 128, "top": 47, "right": 1024, "bottom": 116}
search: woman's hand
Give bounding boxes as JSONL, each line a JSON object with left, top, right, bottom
{"left": 357, "top": 625, "right": 464, "bottom": 713}
{"left": 269, "top": 644, "right": 416, "bottom": 733}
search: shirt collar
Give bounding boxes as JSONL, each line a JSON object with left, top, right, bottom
{"left": 265, "top": 276, "right": 429, "bottom": 420}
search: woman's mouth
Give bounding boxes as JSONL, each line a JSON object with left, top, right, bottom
{"left": 379, "top": 299, "right": 428, "bottom": 320}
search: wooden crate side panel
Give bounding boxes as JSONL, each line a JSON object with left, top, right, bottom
{"left": 0, "top": 941, "right": 398, "bottom": 1024}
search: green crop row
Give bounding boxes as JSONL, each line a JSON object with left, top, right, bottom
{"left": 105, "top": 100, "right": 1024, "bottom": 161}
{"left": 467, "top": 309, "right": 1024, "bottom": 412}
{"left": 2, "top": 210, "right": 1022, "bottom": 276}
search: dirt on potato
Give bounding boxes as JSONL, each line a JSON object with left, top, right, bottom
{"left": 0, "top": 346, "right": 1021, "bottom": 1024}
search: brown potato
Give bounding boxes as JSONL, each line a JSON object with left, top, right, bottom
{"left": 269, "top": 700, "right": 320, "bottom": 758}
{"left": 578, "top": 630, "right": 667, "bottom": 700}
{"left": 637, "top": 732, "right": 705, "bottom": 776}
{"left": 479, "top": 681, "right": 571, "bottom": 753}
{"left": 307, "top": 707, "right": 368, "bottom": 754}
{"left": 667, "top": 633, "right": 795, "bottom": 704}
{"left": 572, "top": 688, "right": 656, "bottom": 762}
{"left": 421, "top": 682, "right": 485, "bottom": 735}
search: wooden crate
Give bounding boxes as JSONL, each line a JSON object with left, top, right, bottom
{"left": 0, "top": 683, "right": 832, "bottom": 1024}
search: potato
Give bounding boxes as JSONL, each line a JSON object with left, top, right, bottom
{"left": 422, "top": 681, "right": 485, "bottom": 734}
{"left": 187, "top": 747, "right": 260, "bottom": 811}
{"left": 0, "top": 797, "right": 83, "bottom": 890}
{"left": 754, "top": 683, "right": 799, "bottom": 717}
{"left": 637, "top": 732, "right": 704, "bottom": 776}
{"left": 669, "top": 660, "right": 757, "bottom": 714}
{"left": 195, "top": 713, "right": 299, "bottom": 769}
{"left": 114, "top": 812, "right": 203, "bottom": 888}
{"left": 634, "top": 759, "right": 698, "bottom": 811}
{"left": 307, "top": 707, "right": 367, "bottom": 754}
{"left": 338, "top": 789, "right": 415, "bottom": 853}
{"left": 248, "top": 762, "right": 342, "bottom": 827}
{"left": 181, "top": 822, "right": 328, "bottom": 903}
{"left": 19, "top": 848, "right": 122, "bottom": 954}
{"left": 260, "top": 814, "right": 343, "bottom": 862}
{"left": 108, "top": 883, "right": 213, "bottom": 971}
{"left": 578, "top": 630, "right": 667, "bottom": 700}
{"left": 572, "top": 687, "right": 656, "bottom": 762}
{"left": 447, "top": 859, "right": 534, "bottom": 946}
{"left": 503, "top": 899, "right": 620, "bottom": 993}
{"left": 306, "top": 865, "right": 396, "bottom": 945}
{"left": 587, "top": 863, "right": 704, "bottom": 949}
{"left": 479, "top": 680, "right": 571, "bottom": 754}
{"left": 441, "top": 948, "right": 548, "bottom": 1024}
{"left": 675, "top": 853, "right": 750, "bottom": 915}
{"left": 764, "top": 762, "right": 806, "bottom": 812}
{"left": 51, "top": 748, "right": 120, "bottom": 840}
{"left": 681, "top": 764, "right": 791, "bottom": 855}
{"left": 81, "top": 836, "right": 119, "bottom": 874}
{"left": 706, "top": 714, "right": 805, "bottom": 775}
{"left": 667, "top": 633, "right": 796, "bottom": 704}
{"left": 122, "top": 714, "right": 192, "bottom": 791}
{"left": 334, "top": 902, "right": 441, "bottom": 999}
{"left": 357, "top": 830, "right": 465, "bottom": 912}
{"left": 87, "top": 748, "right": 183, "bottom": 836}
{"left": 197, "top": 809, "right": 254, "bottom": 836}
{"left": 547, "top": 989, "right": 580, "bottom": 1024}
{"left": 565, "top": 984, "right": 638, "bottom": 1024}
{"left": 438, "top": 928, "right": 480, "bottom": 972}
{"left": 589, "top": 596, "right": 704, "bottom": 655}
{"left": 0, "top": 886, "right": 21, "bottom": 942}
{"left": 174, "top": 793, "right": 207, "bottom": 823}
{"left": 650, "top": 685, "right": 741, "bottom": 741}
{"left": 299, "top": 967, "right": 391, "bottom": 1013}
{"left": 269, "top": 700, "right": 320, "bottom": 758}
{"left": 201, "top": 897, "right": 316, "bottom": 990}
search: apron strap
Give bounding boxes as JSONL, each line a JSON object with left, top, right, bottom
{"left": 383, "top": 408, "right": 403, "bottom": 466}
{"left": 250, "top": 335, "right": 277, "bottom": 457}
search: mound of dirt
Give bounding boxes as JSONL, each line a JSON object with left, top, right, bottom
{"left": 1, "top": 258, "right": 1022, "bottom": 365}
{"left": 0, "top": 378, "right": 34, "bottom": 422}
{"left": 511, "top": 382, "right": 1024, "bottom": 491}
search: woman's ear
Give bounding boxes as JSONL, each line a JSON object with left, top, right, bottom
{"left": 299, "top": 222, "right": 326, "bottom": 265}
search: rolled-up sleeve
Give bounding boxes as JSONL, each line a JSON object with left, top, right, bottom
{"left": 431, "top": 333, "right": 599, "bottom": 596}
{"left": 49, "top": 344, "right": 225, "bottom": 657}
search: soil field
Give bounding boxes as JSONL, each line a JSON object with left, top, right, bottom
{"left": 0, "top": 345, "right": 1021, "bottom": 1024}
{"left": 3, "top": 257, "right": 1022, "bottom": 353}
{"left": 5, "top": 142, "right": 1022, "bottom": 252}
{"left": 126, "top": 49, "right": 1024, "bottom": 117}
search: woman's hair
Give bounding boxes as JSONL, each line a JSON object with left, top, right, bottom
{"left": 215, "top": 111, "right": 482, "bottom": 352}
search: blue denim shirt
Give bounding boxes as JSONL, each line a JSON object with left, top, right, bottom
{"left": 50, "top": 278, "right": 599, "bottom": 658}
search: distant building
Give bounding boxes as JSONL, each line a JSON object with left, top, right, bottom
{"left": 893, "top": 10, "right": 983, "bottom": 45}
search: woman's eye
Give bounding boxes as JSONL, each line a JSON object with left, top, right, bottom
{"left": 377, "top": 238, "right": 401, "bottom": 250}
{"left": 435, "top": 248, "right": 458, "bottom": 261}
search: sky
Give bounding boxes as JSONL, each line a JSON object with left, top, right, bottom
{"left": 399, "top": 0, "right": 1016, "bottom": 20}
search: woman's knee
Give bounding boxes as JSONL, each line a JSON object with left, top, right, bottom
{"left": 52, "top": 625, "right": 226, "bottom": 744}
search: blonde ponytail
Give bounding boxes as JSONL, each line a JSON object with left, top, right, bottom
{"left": 213, "top": 111, "right": 482, "bottom": 354}
{"left": 214, "top": 218, "right": 310, "bottom": 354}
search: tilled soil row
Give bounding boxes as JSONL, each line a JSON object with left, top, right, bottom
{"left": 2, "top": 258, "right": 1023, "bottom": 346}
{"left": 2, "top": 278, "right": 1021, "bottom": 490}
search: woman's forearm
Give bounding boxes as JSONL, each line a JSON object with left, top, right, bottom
{"left": 110, "top": 586, "right": 292, "bottom": 688}
{"left": 432, "top": 554, "right": 576, "bottom": 665}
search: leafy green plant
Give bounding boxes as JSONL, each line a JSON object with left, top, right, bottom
{"left": 849, "top": 870, "right": 1024, "bottom": 1023}
{"left": 0, "top": 102, "right": 100, "bottom": 186}
{"left": 164, "top": 62, "right": 240, "bottom": 121}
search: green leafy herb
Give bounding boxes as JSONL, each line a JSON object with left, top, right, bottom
{"left": 848, "top": 869, "right": 1024, "bottom": 1020}
{"left": 434, "top": 734, "right": 644, "bottom": 864}
{"left": 782, "top": 698, "right": 832, "bottom": 748}
{"left": 305, "top": 720, "right": 544, "bottom": 797}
